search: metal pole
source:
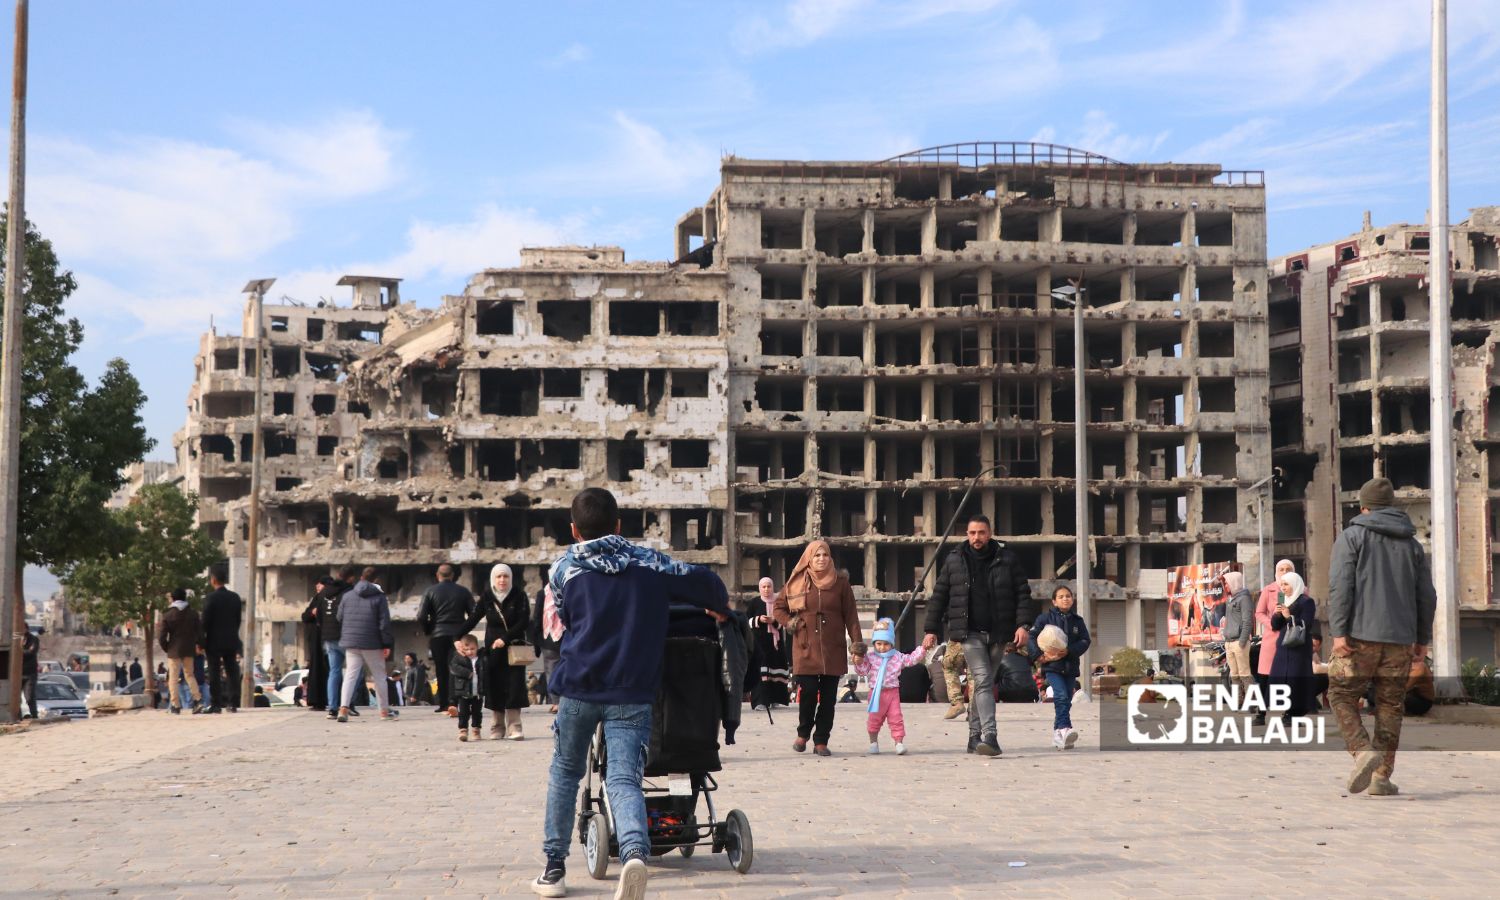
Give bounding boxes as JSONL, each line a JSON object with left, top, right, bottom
{"left": 1074, "top": 287, "right": 1091, "bottom": 700}
{"left": 1428, "top": 0, "right": 1461, "bottom": 697}
{"left": 241, "top": 282, "right": 268, "bottom": 708}
{"left": 1257, "top": 494, "right": 1265, "bottom": 590}
{"left": 0, "top": 0, "right": 27, "bottom": 723}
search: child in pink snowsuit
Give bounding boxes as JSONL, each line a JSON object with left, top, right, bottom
{"left": 852, "top": 618, "right": 926, "bottom": 755}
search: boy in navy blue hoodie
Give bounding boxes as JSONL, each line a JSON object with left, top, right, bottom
{"left": 1027, "top": 584, "right": 1092, "bottom": 750}
{"left": 531, "top": 488, "right": 729, "bottom": 900}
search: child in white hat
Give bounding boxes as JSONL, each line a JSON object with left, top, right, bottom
{"left": 851, "top": 618, "right": 927, "bottom": 755}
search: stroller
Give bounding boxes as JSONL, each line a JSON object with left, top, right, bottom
{"left": 576, "top": 631, "right": 754, "bottom": 880}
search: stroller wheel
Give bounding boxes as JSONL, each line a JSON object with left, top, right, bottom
{"left": 724, "top": 809, "right": 753, "bottom": 874}
{"left": 678, "top": 844, "right": 695, "bottom": 858}
{"left": 584, "top": 813, "right": 611, "bottom": 881}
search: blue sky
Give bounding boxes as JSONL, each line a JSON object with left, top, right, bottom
{"left": 9, "top": 0, "right": 1500, "bottom": 599}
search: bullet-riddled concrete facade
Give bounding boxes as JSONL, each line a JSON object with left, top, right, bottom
{"left": 1270, "top": 208, "right": 1500, "bottom": 665}
{"left": 178, "top": 144, "right": 1270, "bottom": 667}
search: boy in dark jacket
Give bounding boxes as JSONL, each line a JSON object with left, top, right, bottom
{"left": 450, "top": 634, "right": 486, "bottom": 742}
{"left": 1027, "top": 584, "right": 1091, "bottom": 750}
{"left": 160, "top": 588, "right": 205, "bottom": 714}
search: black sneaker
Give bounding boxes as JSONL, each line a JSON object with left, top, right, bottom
{"left": 974, "top": 736, "right": 1002, "bottom": 757}
{"left": 966, "top": 735, "right": 977, "bottom": 754}
{"left": 348, "top": 707, "right": 360, "bottom": 717}
{"left": 227, "top": 706, "right": 239, "bottom": 713}
{"left": 531, "top": 859, "right": 566, "bottom": 897}
{"left": 207, "top": 706, "right": 223, "bottom": 715}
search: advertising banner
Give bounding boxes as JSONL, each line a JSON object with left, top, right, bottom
{"left": 1164, "top": 561, "right": 1239, "bottom": 648}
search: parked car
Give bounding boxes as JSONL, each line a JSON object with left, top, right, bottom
{"left": 37, "top": 659, "right": 66, "bottom": 675}
{"left": 273, "top": 668, "right": 309, "bottom": 705}
{"left": 60, "top": 671, "right": 94, "bottom": 695}
{"left": 37, "top": 673, "right": 75, "bottom": 690}
{"left": 33, "top": 681, "right": 88, "bottom": 720}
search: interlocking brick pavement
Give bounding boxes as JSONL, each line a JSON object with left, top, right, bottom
{"left": 1, "top": 699, "right": 1497, "bottom": 897}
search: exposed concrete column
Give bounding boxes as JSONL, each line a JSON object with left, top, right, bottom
{"left": 1123, "top": 211, "right": 1138, "bottom": 246}
{"left": 979, "top": 207, "right": 1000, "bottom": 242}
{"left": 919, "top": 322, "right": 935, "bottom": 366}
{"left": 801, "top": 209, "right": 816, "bottom": 255}
{"left": 920, "top": 269, "right": 935, "bottom": 309}
{"left": 861, "top": 268, "right": 875, "bottom": 307}
{"left": 1126, "top": 593, "right": 1144, "bottom": 650}
{"left": 921, "top": 208, "right": 938, "bottom": 255}
{"left": 1041, "top": 208, "right": 1063, "bottom": 243}
{"left": 938, "top": 172, "right": 953, "bottom": 201}
{"left": 1181, "top": 210, "right": 1195, "bottom": 248}
{"left": 861, "top": 209, "right": 875, "bottom": 254}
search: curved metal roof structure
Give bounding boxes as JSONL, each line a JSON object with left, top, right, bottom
{"left": 877, "top": 142, "right": 1129, "bottom": 168}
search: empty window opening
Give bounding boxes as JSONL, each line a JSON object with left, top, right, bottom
{"left": 1385, "top": 446, "right": 1429, "bottom": 489}
{"left": 1061, "top": 211, "right": 1126, "bottom": 245}
{"left": 1337, "top": 343, "right": 1371, "bottom": 383}
{"left": 874, "top": 327, "right": 921, "bottom": 367}
{"left": 1139, "top": 388, "right": 1184, "bottom": 425}
{"left": 1337, "top": 291, "right": 1371, "bottom": 331}
{"left": 420, "top": 378, "right": 457, "bottom": 417}
{"left": 816, "top": 379, "right": 864, "bottom": 414}
{"left": 540, "top": 300, "right": 591, "bottom": 341}
{"left": 937, "top": 382, "right": 980, "bottom": 421}
{"left": 272, "top": 392, "right": 294, "bottom": 416}
{"left": 817, "top": 437, "right": 864, "bottom": 478}
{"left": 1199, "top": 324, "right": 1235, "bottom": 358}
{"left": 1000, "top": 209, "right": 1040, "bottom": 242}
{"left": 269, "top": 316, "right": 289, "bottom": 333}
{"left": 617, "top": 509, "right": 660, "bottom": 540}
{"left": 1198, "top": 379, "right": 1236, "bottom": 414}
{"left": 448, "top": 444, "right": 465, "bottom": 478}
{"left": 754, "top": 379, "right": 805, "bottom": 413}
{"left": 872, "top": 215, "right": 923, "bottom": 255}
{"left": 816, "top": 326, "right": 863, "bottom": 358}
{"left": 201, "top": 477, "right": 249, "bottom": 503}
{"left": 374, "top": 447, "right": 407, "bottom": 479}
{"left": 1137, "top": 325, "right": 1185, "bottom": 359}
{"left": 607, "top": 439, "right": 646, "bottom": 481}
{"left": 758, "top": 264, "right": 805, "bottom": 301}
{"left": 670, "top": 508, "right": 721, "bottom": 551}
{"left": 821, "top": 491, "right": 867, "bottom": 538}
{"left": 202, "top": 393, "right": 253, "bottom": 418}
{"left": 874, "top": 271, "right": 921, "bottom": 307}
{"left": 670, "top": 440, "right": 711, "bottom": 469}
{"left": 1339, "top": 395, "right": 1374, "bottom": 438}
{"left": 608, "top": 369, "right": 666, "bottom": 414}
{"left": 999, "top": 436, "right": 1040, "bottom": 478}
{"left": 1136, "top": 271, "right": 1184, "bottom": 305}
{"left": 347, "top": 400, "right": 371, "bottom": 418}
{"left": 200, "top": 434, "right": 235, "bottom": 460}
{"left": 303, "top": 319, "right": 324, "bottom": 342}
{"left": 995, "top": 325, "right": 1040, "bottom": 365}
{"left": 1196, "top": 269, "right": 1235, "bottom": 303}
{"left": 1380, "top": 391, "right": 1430, "bottom": 435}
{"left": 542, "top": 368, "right": 583, "bottom": 398}
{"left": 1468, "top": 232, "right": 1499, "bottom": 270}
{"left": 609, "top": 301, "right": 662, "bottom": 337}
{"left": 1339, "top": 449, "right": 1374, "bottom": 489}
{"left": 935, "top": 214, "right": 979, "bottom": 251}
{"left": 874, "top": 438, "right": 922, "bottom": 481}
{"left": 1408, "top": 233, "right": 1430, "bottom": 252}
{"left": 760, "top": 321, "right": 803, "bottom": 356}
{"left": 934, "top": 273, "right": 979, "bottom": 309}
{"left": 476, "top": 301, "right": 515, "bottom": 335}
{"left": 1200, "top": 437, "right": 1237, "bottom": 478}
{"left": 735, "top": 437, "right": 806, "bottom": 481}
{"left": 994, "top": 381, "right": 1039, "bottom": 420}
{"left": 311, "top": 394, "right": 337, "bottom": 416}
{"left": 317, "top": 436, "right": 339, "bottom": 457}
{"left": 306, "top": 353, "right": 341, "bottom": 381}
{"left": 213, "top": 348, "right": 239, "bottom": 371}
{"left": 666, "top": 302, "right": 718, "bottom": 336}
{"left": 760, "top": 209, "right": 803, "bottom": 250}
{"left": 814, "top": 268, "right": 861, "bottom": 308}
{"left": 935, "top": 437, "right": 981, "bottom": 478}
{"left": 274, "top": 477, "right": 303, "bottom": 492}
{"left": 874, "top": 382, "right": 922, "bottom": 422}
{"left": 1195, "top": 214, "right": 1233, "bottom": 247}
{"left": 669, "top": 370, "right": 710, "bottom": 398}
{"left": 1090, "top": 386, "right": 1125, "bottom": 424}
{"left": 814, "top": 214, "right": 864, "bottom": 257}
{"left": 264, "top": 432, "right": 297, "bottom": 458}
{"left": 1135, "top": 213, "right": 1185, "bottom": 247}
{"left": 478, "top": 440, "right": 518, "bottom": 481}
{"left": 271, "top": 348, "right": 300, "bottom": 378}
{"left": 480, "top": 370, "right": 540, "bottom": 416}
{"left": 335, "top": 322, "right": 384, "bottom": 342}
{"left": 1270, "top": 406, "right": 1303, "bottom": 448}
{"left": 518, "top": 439, "right": 581, "bottom": 477}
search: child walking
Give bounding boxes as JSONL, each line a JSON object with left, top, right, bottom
{"left": 852, "top": 619, "right": 927, "bottom": 755}
{"left": 450, "top": 634, "right": 486, "bottom": 742}
{"left": 1027, "top": 584, "right": 1092, "bottom": 750}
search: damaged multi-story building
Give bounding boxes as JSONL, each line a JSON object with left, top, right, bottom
{"left": 177, "top": 142, "right": 1271, "bottom": 666}
{"left": 1270, "top": 207, "right": 1500, "bottom": 665}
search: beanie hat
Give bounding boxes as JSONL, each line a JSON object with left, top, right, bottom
{"left": 871, "top": 618, "right": 895, "bottom": 647}
{"left": 1358, "top": 477, "right": 1396, "bottom": 509}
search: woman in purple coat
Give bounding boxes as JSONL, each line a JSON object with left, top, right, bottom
{"left": 1269, "top": 571, "right": 1317, "bottom": 724}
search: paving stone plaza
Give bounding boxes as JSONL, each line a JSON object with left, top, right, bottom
{"left": 2, "top": 702, "right": 1496, "bottom": 897}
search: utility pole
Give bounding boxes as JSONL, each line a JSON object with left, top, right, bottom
{"left": 1053, "top": 281, "right": 1091, "bottom": 700}
{"left": 1428, "top": 0, "right": 1461, "bottom": 697}
{"left": 241, "top": 278, "right": 274, "bottom": 708}
{"left": 0, "top": 0, "right": 28, "bottom": 723}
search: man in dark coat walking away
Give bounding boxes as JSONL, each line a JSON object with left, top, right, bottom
{"left": 20, "top": 628, "right": 39, "bottom": 718}
{"left": 201, "top": 564, "right": 243, "bottom": 713}
{"left": 129, "top": 657, "right": 143, "bottom": 682}
{"left": 921, "top": 515, "right": 1034, "bottom": 757}
{"left": 306, "top": 565, "right": 358, "bottom": 716}
{"left": 1326, "top": 477, "right": 1438, "bottom": 797}
{"left": 160, "top": 588, "right": 205, "bottom": 714}
{"left": 418, "top": 563, "right": 475, "bottom": 712}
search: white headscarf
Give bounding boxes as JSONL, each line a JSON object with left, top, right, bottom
{"left": 1276, "top": 559, "right": 1295, "bottom": 576}
{"left": 489, "top": 563, "right": 514, "bottom": 600}
{"left": 1278, "top": 571, "right": 1306, "bottom": 601}
{"left": 1222, "top": 570, "right": 1244, "bottom": 593}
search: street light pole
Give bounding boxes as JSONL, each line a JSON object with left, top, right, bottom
{"left": 1053, "top": 282, "right": 1091, "bottom": 700}
{"left": 1248, "top": 473, "right": 1274, "bottom": 590}
{"left": 240, "top": 278, "right": 274, "bottom": 709}
{"left": 1428, "top": 0, "right": 1460, "bottom": 697}
{"left": 0, "top": 0, "right": 27, "bottom": 723}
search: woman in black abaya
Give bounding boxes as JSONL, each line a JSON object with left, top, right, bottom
{"left": 464, "top": 563, "right": 531, "bottom": 739}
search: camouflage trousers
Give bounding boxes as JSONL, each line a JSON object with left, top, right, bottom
{"left": 1326, "top": 640, "right": 1410, "bottom": 779}
{"left": 942, "top": 640, "right": 967, "bottom": 704}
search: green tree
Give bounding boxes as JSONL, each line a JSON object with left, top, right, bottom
{"left": 62, "top": 483, "right": 221, "bottom": 697}
{"left": 0, "top": 212, "right": 153, "bottom": 577}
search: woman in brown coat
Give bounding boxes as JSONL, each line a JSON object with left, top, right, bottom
{"left": 772, "top": 539, "right": 862, "bottom": 756}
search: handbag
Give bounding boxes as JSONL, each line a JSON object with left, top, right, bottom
{"left": 1281, "top": 615, "right": 1307, "bottom": 649}
{"left": 495, "top": 599, "right": 536, "bottom": 666}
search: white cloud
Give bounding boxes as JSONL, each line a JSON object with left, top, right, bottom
{"left": 734, "top": 0, "right": 1012, "bottom": 54}
{"left": 546, "top": 42, "right": 591, "bottom": 67}
{"left": 533, "top": 112, "right": 720, "bottom": 198}
{"left": 1027, "top": 112, "right": 1168, "bottom": 163}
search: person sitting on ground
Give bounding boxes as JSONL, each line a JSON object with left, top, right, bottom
{"left": 851, "top": 619, "right": 927, "bottom": 756}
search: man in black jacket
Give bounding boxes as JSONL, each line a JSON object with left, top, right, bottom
{"left": 418, "top": 564, "right": 475, "bottom": 711}
{"left": 921, "top": 515, "right": 1034, "bottom": 756}
{"left": 201, "top": 564, "right": 243, "bottom": 713}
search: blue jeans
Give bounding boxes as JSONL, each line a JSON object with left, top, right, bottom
{"left": 324, "top": 641, "right": 346, "bottom": 709}
{"left": 542, "top": 698, "right": 653, "bottom": 863}
{"left": 1045, "top": 671, "right": 1074, "bottom": 730}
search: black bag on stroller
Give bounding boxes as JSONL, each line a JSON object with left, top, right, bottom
{"left": 646, "top": 636, "right": 722, "bottom": 776}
